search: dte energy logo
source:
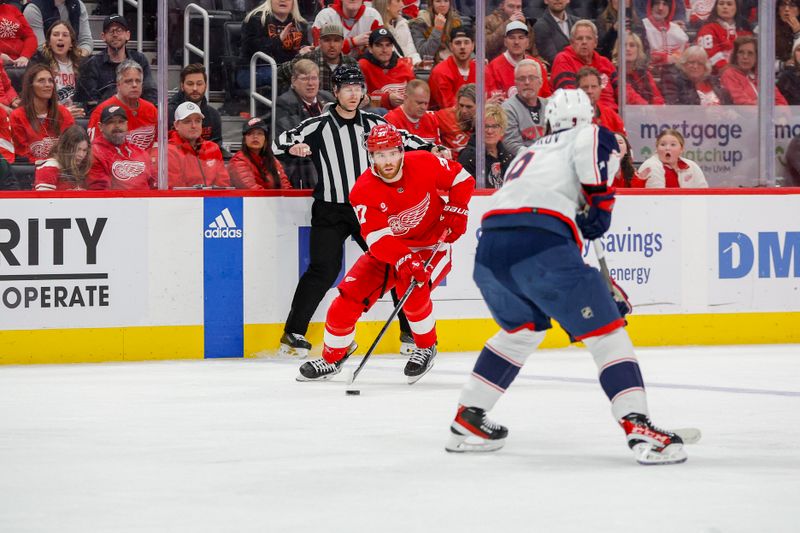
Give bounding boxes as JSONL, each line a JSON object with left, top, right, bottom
{"left": 719, "top": 232, "right": 800, "bottom": 279}
{"left": 205, "top": 208, "right": 242, "bottom": 239}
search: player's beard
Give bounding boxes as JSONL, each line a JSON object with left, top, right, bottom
{"left": 373, "top": 157, "right": 403, "bottom": 182}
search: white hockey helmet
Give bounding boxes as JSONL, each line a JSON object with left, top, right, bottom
{"left": 545, "top": 88, "right": 594, "bottom": 132}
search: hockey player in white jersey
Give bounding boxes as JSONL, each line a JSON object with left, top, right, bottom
{"left": 446, "top": 89, "right": 688, "bottom": 465}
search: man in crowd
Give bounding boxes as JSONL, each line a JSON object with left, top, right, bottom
{"left": 533, "top": 0, "right": 579, "bottom": 65}
{"left": 87, "top": 60, "right": 158, "bottom": 153}
{"left": 358, "top": 27, "right": 415, "bottom": 111}
{"left": 76, "top": 14, "right": 157, "bottom": 110}
{"left": 485, "top": 0, "right": 532, "bottom": 60}
{"left": 276, "top": 22, "right": 359, "bottom": 95}
{"left": 428, "top": 26, "right": 476, "bottom": 110}
{"left": 312, "top": 0, "right": 382, "bottom": 57}
{"left": 167, "top": 63, "right": 224, "bottom": 154}
{"left": 551, "top": 20, "right": 619, "bottom": 111}
{"left": 501, "top": 59, "right": 549, "bottom": 155}
{"left": 486, "top": 21, "right": 552, "bottom": 101}
{"left": 435, "top": 83, "right": 476, "bottom": 157}
{"left": 168, "top": 101, "right": 230, "bottom": 188}
{"left": 87, "top": 105, "right": 154, "bottom": 190}
{"left": 385, "top": 79, "right": 442, "bottom": 147}
{"left": 577, "top": 66, "right": 625, "bottom": 135}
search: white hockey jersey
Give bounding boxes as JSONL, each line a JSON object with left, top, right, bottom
{"left": 483, "top": 124, "right": 621, "bottom": 244}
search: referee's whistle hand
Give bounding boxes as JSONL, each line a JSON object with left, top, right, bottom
{"left": 289, "top": 143, "right": 312, "bottom": 157}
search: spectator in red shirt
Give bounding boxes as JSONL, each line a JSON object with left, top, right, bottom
{"left": 614, "top": 30, "right": 664, "bottom": 105}
{"left": 696, "top": 0, "right": 753, "bottom": 72}
{"left": 34, "top": 124, "right": 91, "bottom": 190}
{"left": 428, "top": 26, "right": 475, "bottom": 110}
{"left": 86, "top": 104, "right": 154, "bottom": 190}
{"left": 0, "top": 104, "right": 15, "bottom": 190}
{"left": 434, "top": 82, "right": 475, "bottom": 155}
{"left": 485, "top": 20, "right": 552, "bottom": 101}
{"left": 10, "top": 63, "right": 75, "bottom": 163}
{"left": 0, "top": 1, "right": 37, "bottom": 68}
{"left": 551, "top": 19, "right": 619, "bottom": 111}
{"left": 358, "top": 27, "right": 415, "bottom": 111}
{"left": 168, "top": 101, "right": 230, "bottom": 188}
{"left": 577, "top": 66, "right": 626, "bottom": 135}
{"left": 0, "top": 61, "right": 21, "bottom": 114}
{"left": 229, "top": 117, "right": 292, "bottom": 190}
{"left": 720, "top": 36, "right": 789, "bottom": 106}
{"left": 385, "top": 79, "right": 443, "bottom": 147}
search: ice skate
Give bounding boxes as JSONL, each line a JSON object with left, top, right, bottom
{"left": 620, "top": 413, "right": 687, "bottom": 465}
{"left": 279, "top": 332, "right": 312, "bottom": 358}
{"left": 404, "top": 345, "right": 437, "bottom": 384}
{"left": 296, "top": 343, "right": 356, "bottom": 382}
{"left": 445, "top": 406, "right": 508, "bottom": 453}
{"left": 399, "top": 331, "right": 416, "bottom": 356}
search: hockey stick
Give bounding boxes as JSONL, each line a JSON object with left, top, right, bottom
{"left": 346, "top": 230, "right": 449, "bottom": 387}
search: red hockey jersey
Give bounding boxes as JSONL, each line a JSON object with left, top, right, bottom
{"left": 86, "top": 135, "right": 155, "bottom": 190}
{"left": 428, "top": 56, "right": 476, "bottom": 110}
{"left": 696, "top": 21, "right": 752, "bottom": 71}
{"left": 551, "top": 46, "right": 619, "bottom": 111}
{"left": 434, "top": 106, "right": 471, "bottom": 155}
{"left": 10, "top": 105, "right": 75, "bottom": 162}
{"left": 358, "top": 56, "right": 415, "bottom": 110}
{"left": 349, "top": 150, "right": 474, "bottom": 265}
{"left": 384, "top": 107, "right": 442, "bottom": 145}
{"left": 88, "top": 95, "right": 158, "bottom": 151}
{"left": 485, "top": 53, "right": 552, "bottom": 100}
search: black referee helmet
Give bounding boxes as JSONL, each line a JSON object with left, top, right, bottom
{"left": 332, "top": 65, "right": 365, "bottom": 90}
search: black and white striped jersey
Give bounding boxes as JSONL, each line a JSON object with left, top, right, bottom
{"left": 274, "top": 107, "right": 431, "bottom": 203}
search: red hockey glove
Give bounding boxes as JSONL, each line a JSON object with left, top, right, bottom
{"left": 576, "top": 186, "right": 616, "bottom": 240}
{"left": 610, "top": 277, "right": 632, "bottom": 318}
{"left": 396, "top": 253, "right": 432, "bottom": 286}
{"left": 440, "top": 203, "right": 469, "bottom": 243}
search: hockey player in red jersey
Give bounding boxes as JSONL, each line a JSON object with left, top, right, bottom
{"left": 297, "top": 124, "right": 475, "bottom": 384}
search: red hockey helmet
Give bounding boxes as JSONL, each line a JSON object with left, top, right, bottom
{"left": 365, "top": 124, "right": 403, "bottom": 153}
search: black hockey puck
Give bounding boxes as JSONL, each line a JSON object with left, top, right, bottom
{"left": 345, "top": 389, "right": 361, "bottom": 396}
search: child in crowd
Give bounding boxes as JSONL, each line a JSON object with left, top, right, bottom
{"left": 638, "top": 128, "right": 708, "bottom": 188}
{"left": 33, "top": 125, "right": 91, "bottom": 190}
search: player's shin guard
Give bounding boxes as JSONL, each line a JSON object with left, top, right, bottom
{"left": 320, "top": 295, "right": 362, "bottom": 363}
{"left": 403, "top": 294, "right": 437, "bottom": 348}
{"left": 583, "top": 328, "right": 649, "bottom": 421}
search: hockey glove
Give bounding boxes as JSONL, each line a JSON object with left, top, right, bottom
{"left": 610, "top": 277, "right": 632, "bottom": 318}
{"left": 576, "top": 186, "right": 616, "bottom": 240}
{"left": 440, "top": 203, "right": 469, "bottom": 243}
{"left": 396, "top": 253, "right": 432, "bottom": 286}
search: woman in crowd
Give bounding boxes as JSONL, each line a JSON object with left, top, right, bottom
{"left": 638, "top": 128, "right": 708, "bottom": 188}
{"left": 695, "top": 0, "right": 753, "bottom": 72}
{"left": 33, "top": 124, "right": 91, "bottom": 190}
{"left": 29, "top": 21, "right": 85, "bottom": 117}
{"left": 239, "top": 0, "right": 312, "bottom": 90}
{"left": 777, "top": 39, "right": 800, "bottom": 105}
{"left": 660, "top": 45, "right": 731, "bottom": 105}
{"left": 641, "top": 0, "right": 689, "bottom": 68}
{"left": 410, "top": 0, "right": 462, "bottom": 65}
{"left": 10, "top": 63, "right": 75, "bottom": 163}
{"left": 611, "top": 133, "right": 646, "bottom": 188}
{"left": 720, "top": 36, "right": 788, "bottom": 105}
{"left": 23, "top": 0, "right": 94, "bottom": 57}
{"left": 615, "top": 31, "right": 664, "bottom": 105}
{"left": 776, "top": 0, "right": 800, "bottom": 69}
{"left": 458, "top": 103, "right": 514, "bottom": 189}
{"left": 598, "top": 0, "right": 644, "bottom": 59}
{"left": 373, "top": 0, "right": 421, "bottom": 66}
{"left": 228, "top": 117, "right": 292, "bottom": 190}
{"left": 0, "top": 0, "right": 37, "bottom": 68}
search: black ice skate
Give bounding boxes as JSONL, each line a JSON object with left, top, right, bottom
{"left": 620, "top": 413, "right": 688, "bottom": 465}
{"left": 295, "top": 343, "right": 356, "bottom": 382}
{"left": 279, "top": 332, "right": 312, "bottom": 358}
{"left": 399, "top": 331, "right": 416, "bottom": 356}
{"left": 445, "top": 406, "right": 508, "bottom": 453}
{"left": 404, "top": 345, "right": 437, "bottom": 384}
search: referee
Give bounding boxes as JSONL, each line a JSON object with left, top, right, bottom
{"left": 274, "top": 65, "right": 439, "bottom": 357}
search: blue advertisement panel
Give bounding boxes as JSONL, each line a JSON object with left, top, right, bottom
{"left": 203, "top": 197, "right": 244, "bottom": 358}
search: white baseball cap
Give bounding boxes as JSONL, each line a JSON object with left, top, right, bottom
{"left": 505, "top": 21, "right": 529, "bottom": 35}
{"left": 174, "top": 101, "right": 205, "bottom": 121}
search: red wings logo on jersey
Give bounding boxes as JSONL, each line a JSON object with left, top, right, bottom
{"left": 127, "top": 126, "right": 155, "bottom": 150}
{"left": 112, "top": 160, "right": 146, "bottom": 181}
{"left": 387, "top": 193, "right": 430, "bottom": 236}
{"left": 29, "top": 137, "right": 57, "bottom": 159}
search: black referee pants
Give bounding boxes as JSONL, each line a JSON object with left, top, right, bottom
{"left": 284, "top": 200, "right": 411, "bottom": 337}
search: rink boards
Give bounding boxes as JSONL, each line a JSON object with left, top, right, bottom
{"left": 0, "top": 190, "right": 798, "bottom": 364}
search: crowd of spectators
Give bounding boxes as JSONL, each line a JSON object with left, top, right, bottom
{"left": 0, "top": 0, "right": 797, "bottom": 192}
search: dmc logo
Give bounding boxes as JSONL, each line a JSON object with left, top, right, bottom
{"left": 719, "top": 232, "right": 800, "bottom": 279}
{"left": 205, "top": 208, "right": 242, "bottom": 239}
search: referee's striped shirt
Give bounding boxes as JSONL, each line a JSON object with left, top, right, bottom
{"left": 274, "top": 107, "right": 430, "bottom": 203}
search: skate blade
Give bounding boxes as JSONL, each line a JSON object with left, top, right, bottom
{"left": 632, "top": 443, "right": 688, "bottom": 465}
{"left": 445, "top": 433, "right": 505, "bottom": 453}
{"left": 279, "top": 345, "right": 309, "bottom": 359}
{"left": 673, "top": 427, "right": 701, "bottom": 445}
{"left": 295, "top": 369, "right": 340, "bottom": 382}
{"left": 406, "top": 362, "right": 435, "bottom": 385}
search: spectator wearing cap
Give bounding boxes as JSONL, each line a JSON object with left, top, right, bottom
{"left": 312, "top": 0, "right": 382, "bottom": 58}
{"left": 168, "top": 101, "right": 230, "bottom": 188}
{"left": 501, "top": 59, "right": 549, "bottom": 155}
{"left": 168, "top": 63, "right": 225, "bottom": 154}
{"left": 0, "top": 1, "right": 37, "bottom": 68}
{"left": 86, "top": 104, "right": 154, "bottom": 190}
{"left": 76, "top": 14, "right": 157, "bottom": 111}
{"left": 229, "top": 117, "right": 292, "bottom": 190}
{"left": 358, "top": 27, "right": 415, "bottom": 111}
{"left": 551, "top": 19, "right": 619, "bottom": 111}
{"left": 372, "top": 0, "right": 421, "bottom": 67}
{"left": 486, "top": 21, "right": 552, "bottom": 102}
{"left": 533, "top": 0, "right": 580, "bottom": 65}
{"left": 88, "top": 60, "right": 158, "bottom": 154}
{"left": 23, "top": 0, "right": 93, "bottom": 57}
{"left": 409, "top": 0, "right": 463, "bottom": 65}
{"left": 485, "top": 0, "right": 534, "bottom": 60}
{"left": 276, "top": 22, "right": 359, "bottom": 94}
{"left": 428, "top": 26, "right": 476, "bottom": 110}
{"left": 385, "top": 79, "right": 442, "bottom": 147}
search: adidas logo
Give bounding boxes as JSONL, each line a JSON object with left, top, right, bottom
{"left": 204, "top": 208, "right": 243, "bottom": 239}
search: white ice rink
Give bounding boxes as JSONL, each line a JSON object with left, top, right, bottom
{"left": 1, "top": 344, "right": 798, "bottom": 533}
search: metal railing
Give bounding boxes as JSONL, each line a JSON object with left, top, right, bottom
{"left": 183, "top": 3, "right": 211, "bottom": 100}
{"left": 249, "top": 52, "right": 278, "bottom": 136}
{"left": 118, "top": 0, "right": 143, "bottom": 52}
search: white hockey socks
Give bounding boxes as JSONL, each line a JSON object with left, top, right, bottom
{"left": 583, "top": 328, "right": 649, "bottom": 420}
{"left": 458, "top": 329, "right": 545, "bottom": 411}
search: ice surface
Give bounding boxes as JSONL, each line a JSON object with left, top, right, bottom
{"left": 1, "top": 345, "right": 798, "bottom": 533}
